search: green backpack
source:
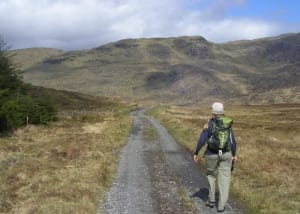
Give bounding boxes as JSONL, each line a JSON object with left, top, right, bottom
{"left": 207, "top": 117, "right": 233, "bottom": 152}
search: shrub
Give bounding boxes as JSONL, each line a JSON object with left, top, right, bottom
{"left": 0, "top": 96, "right": 57, "bottom": 130}
{"left": 0, "top": 36, "right": 57, "bottom": 132}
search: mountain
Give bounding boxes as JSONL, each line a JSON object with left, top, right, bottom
{"left": 10, "top": 33, "right": 300, "bottom": 105}
{"left": 10, "top": 48, "right": 63, "bottom": 70}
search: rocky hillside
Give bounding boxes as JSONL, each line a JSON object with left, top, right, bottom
{"left": 11, "top": 33, "right": 300, "bottom": 105}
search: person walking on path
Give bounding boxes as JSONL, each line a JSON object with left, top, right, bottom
{"left": 193, "top": 102, "right": 238, "bottom": 213}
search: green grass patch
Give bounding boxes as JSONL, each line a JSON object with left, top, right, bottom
{"left": 142, "top": 118, "right": 158, "bottom": 142}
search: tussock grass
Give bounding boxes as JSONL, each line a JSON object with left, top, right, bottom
{"left": 179, "top": 187, "right": 198, "bottom": 213}
{"left": 0, "top": 105, "right": 132, "bottom": 213}
{"left": 148, "top": 104, "right": 300, "bottom": 214}
{"left": 142, "top": 118, "right": 158, "bottom": 142}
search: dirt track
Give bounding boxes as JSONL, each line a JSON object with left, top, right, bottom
{"left": 100, "top": 110, "right": 243, "bottom": 214}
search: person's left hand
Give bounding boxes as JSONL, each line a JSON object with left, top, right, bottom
{"left": 193, "top": 155, "right": 199, "bottom": 163}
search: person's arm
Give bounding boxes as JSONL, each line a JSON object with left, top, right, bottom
{"left": 230, "top": 130, "right": 238, "bottom": 161}
{"left": 193, "top": 119, "right": 212, "bottom": 162}
{"left": 194, "top": 130, "right": 209, "bottom": 155}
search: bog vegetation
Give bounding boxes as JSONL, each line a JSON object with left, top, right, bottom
{"left": 148, "top": 105, "right": 300, "bottom": 214}
{"left": 0, "top": 92, "right": 132, "bottom": 213}
{"left": 0, "top": 37, "right": 133, "bottom": 213}
{"left": 0, "top": 38, "right": 56, "bottom": 132}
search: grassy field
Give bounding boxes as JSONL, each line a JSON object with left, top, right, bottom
{"left": 148, "top": 104, "right": 300, "bottom": 214}
{"left": 0, "top": 90, "right": 133, "bottom": 213}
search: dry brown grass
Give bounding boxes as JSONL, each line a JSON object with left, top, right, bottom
{"left": 0, "top": 107, "right": 132, "bottom": 213}
{"left": 148, "top": 104, "right": 300, "bottom": 214}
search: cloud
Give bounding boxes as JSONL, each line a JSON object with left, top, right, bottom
{"left": 178, "top": 17, "right": 280, "bottom": 42}
{"left": 0, "top": 0, "right": 296, "bottom": 50}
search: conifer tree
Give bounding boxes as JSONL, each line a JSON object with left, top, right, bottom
{"left": 0, "top": 36, "right": 57, "bottom": 131}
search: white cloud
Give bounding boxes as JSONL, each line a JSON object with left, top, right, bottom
{"left": 180, "top": 18, "right": 279, "bottom": 43}
{"left": 0, "top": 0, "right": 296, "bottom": 50}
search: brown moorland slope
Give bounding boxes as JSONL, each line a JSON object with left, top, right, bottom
{"left": 11, "top": 33, "right": 300, "bottom": 105}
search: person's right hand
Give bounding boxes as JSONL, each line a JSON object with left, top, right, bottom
{"left": 193, "top": 155, "right": 199, "bottom": 163}
{"left": 232, "top": 156, "right": 238, "bottom": 162}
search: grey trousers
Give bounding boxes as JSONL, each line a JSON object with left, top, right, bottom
{"left": 205, "top": 151, "right": 232, "bottom": 210}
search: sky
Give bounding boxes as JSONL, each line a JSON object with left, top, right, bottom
{"left": 1, "top": 0, "right": 299, "bottom": 50}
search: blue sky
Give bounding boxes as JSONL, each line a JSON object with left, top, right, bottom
{"left": 0, "top": 0, "right": 299, "bottom": 50}
{"left": 187, "top": 0, "right": 300, "bottom": 22}
{"left": 226, "top": 0, "right": 300, "bottom": 22}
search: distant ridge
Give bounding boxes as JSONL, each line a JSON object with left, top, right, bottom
{"left": 11, "top": 33, "right": 300, "bottom": 105}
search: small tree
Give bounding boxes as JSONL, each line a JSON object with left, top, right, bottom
{"left": 0, "top": 36, "right": 57, "bottom": 132}
{"left": 1, "top": 98, "right": 27, "bottom": 129}
{"left": 0, "top": 37, "right": 22, "bottom": 98}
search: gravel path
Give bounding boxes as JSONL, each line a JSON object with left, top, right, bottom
{"left": 100, "top": 110, "right": 244, "bottom": 214}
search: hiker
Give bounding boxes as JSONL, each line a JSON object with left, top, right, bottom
{"left": 193, "top": 102, "right": 237, "bottom": 213}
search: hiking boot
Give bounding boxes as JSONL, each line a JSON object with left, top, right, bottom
{"left": 205, "top": 201, "right": 214, "bottom": 208}
{"left": 217, "top": 208, "right": 225, "bottom": 212}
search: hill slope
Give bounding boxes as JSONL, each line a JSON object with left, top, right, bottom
{"left": 10, "top": 48, "right": 63, "bottom": 70}
{"left": 12, "top": 33, "right": 300, "bottom": 104}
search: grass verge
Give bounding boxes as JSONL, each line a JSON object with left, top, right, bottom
{"left": 147, "top": 104, "right": 300, "bottom": 214}
{"left": 0, "top": 99, "right": 132, "bottom": 213}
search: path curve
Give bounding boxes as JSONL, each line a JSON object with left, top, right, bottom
{"left": 100, "top": 110, "right": 244, "bottom": 214}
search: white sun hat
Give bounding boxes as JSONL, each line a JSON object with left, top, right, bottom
{"left": 212, "top": 102, "right": 224, "bottom": 114}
